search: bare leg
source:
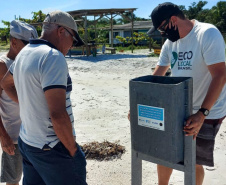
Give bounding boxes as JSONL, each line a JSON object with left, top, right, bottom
{"left": 196, "top": 164, "right": 204, "bottom": 185}
{"left": 157, "top": 164, "right": 173, "bottom": 185}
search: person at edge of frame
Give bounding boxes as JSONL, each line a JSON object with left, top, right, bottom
{"left": 0, "top": 20, "right": 38, "bottom": 185}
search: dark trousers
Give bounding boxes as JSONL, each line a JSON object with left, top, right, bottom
{"left": 18, "top": 137, "right": 87, "bottom": 185}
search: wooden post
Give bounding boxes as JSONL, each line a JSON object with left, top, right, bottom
{"left": 111, "top": 13, "right": 113, "bottom": 47}
{"left": 131, "top": 11, "right": 134, "bottom": 53}
{"left": 84, "top": 14, "right": 88, "bottom": 56}
{"left": 94, "top": 16, "right": 97, "bottom": 43}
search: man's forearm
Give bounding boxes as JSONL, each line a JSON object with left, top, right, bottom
{"left": 2, "top": 86, "right": 18, "bottom": 103}
{"left": 0, "top": 118, "right": 8, "bottom": 139}
{"left": 184, "top": 75, "right": 226, "bottom": 139}
{"left": 153, "top": 65, "right": 169, "bottom": 76}
{"left": 0, "top": 71, "right": 18, "bottom": 103}
{"left": 201, "top": 76, "right": 226, "bottom": 110}
{"left": 51, "top": 111, "right": 76, "bottom": 156}
{"left": 0, "top": 117, "right": 15, "bottom": 155}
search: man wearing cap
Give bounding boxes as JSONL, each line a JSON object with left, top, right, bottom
{"left": 0, "top": 20, "right": 38, "bottom": 185}
{"left": 147, "top": 2, "right": 226, "bottom": 185}
{"left": 1, "top": 11, "right": 87, "bottom": 185}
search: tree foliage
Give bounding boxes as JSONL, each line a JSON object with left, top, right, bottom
{"left": 1, "top": 1, "right": 225, "bottom": 43}
{"left": 0, "top": 11, "right": 46, "bottom": 38}
{"left": 183, "top": 1, "right": 208, "bottom": 20}
{"left": 31, "top": 10, "right": 46, "bottom": 23}
{"left": 19, "top": 11, "right": 46, "bottom": 36}
{"left": 207, "top": 1, "right": 226, "bottom": 32}
{"left": 116, "top": 32, "right": 155, "bottom": 46}
{"left": 116, "top": 13, "right": 149, "bottom": 25}
{"left": 181, "top": 1, "right": 226, "bottom": 32}
{"left": 0, "top": 21, "right": 10, "bottom": 38}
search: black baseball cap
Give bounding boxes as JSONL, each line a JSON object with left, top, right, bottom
{"left": 147, "top": 2, "right": 182, "bottom": 35}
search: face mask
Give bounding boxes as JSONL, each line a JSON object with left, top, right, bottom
{"left": 162, "top": 25, "right": 180, "bottom": 42}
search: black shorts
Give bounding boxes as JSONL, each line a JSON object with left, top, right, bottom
{"left": 196, "top": 117, "right": 225, "bottom": 167}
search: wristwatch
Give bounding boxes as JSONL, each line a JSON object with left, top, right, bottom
{"left": 199, "top": 108, "right": 209, "bottom": 116}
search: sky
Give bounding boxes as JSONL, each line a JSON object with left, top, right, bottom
{"left": 0, "top": 0, "right": 221, "bottom": 28}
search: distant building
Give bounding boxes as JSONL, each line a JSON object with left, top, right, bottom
{"left": 108, "top": 21, "right": 162, "bottom": 45}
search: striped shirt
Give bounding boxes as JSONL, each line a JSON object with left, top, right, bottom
{"left": 10, "top": 39, "right": 75, "bottom": 149}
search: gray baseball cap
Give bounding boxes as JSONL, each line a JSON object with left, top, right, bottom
{"left": 43, "top": 11, "right": 85, "bottom": 47}
{"left": 10, "top": 20, "right": 38, "bottom": 42}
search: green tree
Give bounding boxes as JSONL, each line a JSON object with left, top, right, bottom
{"left": 116, "top": 32, "right": 155, "bottom": 46}
{"left": 207, "top": 1, "right": 226, "bottom": 32}
{"left": 31, "top": 10, "right": 46, "bottom": 23}
{"left": 84, "top": 17, "right": 110, "bottom": 43}
{"left": 183, "top": 1, "right": 208, "bottom": 19}
{"left": 97, "top": 18, "right": 109, "bottom": 26}
{"left": 18, "top": 11, "right": 46, "bottom": 36}
{"left": 116, "top": 12, "right": 149, "bottom": 24}
{"left": 180, "top": 1, "right": 226, "bottom": 33}
{"left": 0, "top": 21, "right": 10, "bottom": 41}
{"left": 116, "top": 12, "right": 136, "bottom": 24}
{"left": 0, "top": 21, "right": 10, "bottom": 44}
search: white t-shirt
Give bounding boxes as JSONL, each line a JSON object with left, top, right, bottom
{"left": 157, "top": 20, "right": 226, "bottom": 119}
{"left": 0, "top": 55, "right": 21, "bottom": 144}
{"left": 10, "top": 39, "right": 75, "bottom": 149}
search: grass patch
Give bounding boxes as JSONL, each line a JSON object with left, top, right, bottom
{"left": 148, "top": 52, "right": 160, "bottom": 57}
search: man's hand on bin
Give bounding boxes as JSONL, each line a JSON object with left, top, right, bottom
{"left": 128, "top": 110, "right": 130, "bottom": 121}
{"left": 183, "top": 111, "right": 205, "bottom": 140}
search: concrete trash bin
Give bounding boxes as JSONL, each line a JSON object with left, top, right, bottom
{"left": 129, "top": 75, "right": 193, "bottom": 163}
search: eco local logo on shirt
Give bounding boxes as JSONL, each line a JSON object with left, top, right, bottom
{"left": 171, "top": 51, "right": 193, "bottom": 70}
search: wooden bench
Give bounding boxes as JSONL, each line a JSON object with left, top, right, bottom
{"left": 105, "top": 47, "right": 116, "bottom": 54}
{"left": 154, "top": 48, "right": 161, "bottom": 54}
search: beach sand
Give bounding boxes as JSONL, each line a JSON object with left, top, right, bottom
{"left": 0, "top": 49, "right": 226, "bottom": 185}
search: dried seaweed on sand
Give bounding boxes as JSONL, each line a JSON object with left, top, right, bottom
{"left": 81, "top": 141, "right": 125, "bottom": 161}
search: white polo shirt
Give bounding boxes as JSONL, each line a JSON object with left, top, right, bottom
{"left": 10, "top": 39, "right": 75, "bottom": 149}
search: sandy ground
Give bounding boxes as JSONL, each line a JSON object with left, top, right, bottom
{"left": 0, "top": 49, "right": 226, "bottom": 185}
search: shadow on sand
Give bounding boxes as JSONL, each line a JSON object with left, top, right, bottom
{"left": 65, "top": 53, "right": 148, "bottom": 63}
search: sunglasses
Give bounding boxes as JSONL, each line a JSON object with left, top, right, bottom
{"left": 60, "top": 26, "right": 78, "bottom": 46}
{"left": 157, "top": 19, "right": 170, "bottom": 33}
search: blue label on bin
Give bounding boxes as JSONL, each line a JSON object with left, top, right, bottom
{"left": 138, "top": 104, "right": 165, "bottom": 131}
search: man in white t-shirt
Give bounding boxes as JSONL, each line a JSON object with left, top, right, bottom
{"left": 0, "top": 20, "right": 38, "bottom": 185}
{"left": 147, "top": 2, "right": 226, "bottom": 185}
